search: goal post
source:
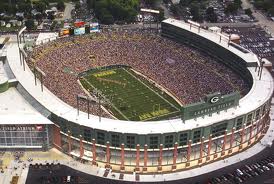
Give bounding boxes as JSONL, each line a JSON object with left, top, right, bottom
{"left": 153, "top": 104, "right": 161, "bottom": 112}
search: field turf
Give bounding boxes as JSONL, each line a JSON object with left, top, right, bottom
{"left": 79, "top": 67, "right": 181, "bottom": 121}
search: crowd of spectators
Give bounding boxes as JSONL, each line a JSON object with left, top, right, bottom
{"left": 26, "top": 29, "right": 249, "bottom": 118}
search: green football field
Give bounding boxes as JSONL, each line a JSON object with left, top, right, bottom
{"left": 79, "top": 67, "right": 181, "bottom": 121}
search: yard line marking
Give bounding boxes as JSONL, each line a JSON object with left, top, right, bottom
{"left": 123, "top": 68, "right": 180, "bottom": 111}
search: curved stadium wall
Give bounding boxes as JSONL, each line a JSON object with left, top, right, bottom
{"left": 26, "top": 20, "right": 273, "bottom": 173}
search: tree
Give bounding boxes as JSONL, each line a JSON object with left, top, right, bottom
{"left": 158, "top": 8, "right": 165, "bottom": 21}
{"left": 244, "top": 8, "right": 252, "bottom": 16}
{"left": 143, "top": 0, "right": 158, "bottom": 7}
{"left": 87, "top": 0, "right": 95, "bottom": 10}
{"left": 100, "top": 9, "right": 114, "bottom": 24}
{"left": 34, "top": 1, "right": 47, "bottom": 13}
{"left": 225, "top": 3, "right": 238, "bottom": 14}
{"left": 262, "top": 0, "right": 272, "bottom": 11}
{"left": 25, "top": 19, "right": 34, "bottom": 30}
{"left": 268, "top": 7, "right": 274, "bottom": 16}
{"left": 190, "top": 3, "right": 202, "bottom": 22}
{"left": 57, "top": 1, "right": 65, "bottom": 11}
{"left": 75, "top": 2, "right": 81, "bottom": 10}
{"left": 206, "top": 7, "right": 217, "bottom": 22}
{"left": 179, "top": 0, "right": 192, "bottom": 6}
{"left": 17, "top": 2, "right": 32, "bottom": 14}
{"left": 233, "top": 0, "right": 242, "bottom": 9}
{"left": 254, "top": 0, "right": 264, "bottom": 9}
{"left": 93, "top": 0, "right": 139, "bottom": 24}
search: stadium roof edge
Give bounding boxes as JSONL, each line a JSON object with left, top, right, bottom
{"left": 4, "top": 30, "right": 274, "bottom": 134}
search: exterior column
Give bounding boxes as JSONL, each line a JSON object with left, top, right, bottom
{"left": 68, "top": 130, "right": 72, "bottom": 156}
{"left": 106, "top": 141, "right": 110, "bottom": 168}
{"left": 240, "top": 124, "right": 246, "bottom": 149}
{"left": 52, "top": 125, "right": 62, "bottom": 150}
{"left": 158, "top": 144, "right": 163, "bottom": 171}
{"left": 92, "top": 139, "right": 97, "bottom": 165}
{"left": 256, "top": 118, "right": 261, "bottom": 138}
{"left": 259, "top": 117, "right": 263, "bottom": 133}
{"left": 79, "top": 135, "right": 84, "bottom": 159}
{"left": 249, "top": 122, "right": 253, "bottom": 144}
{"left": 120, "top": 143, "right": 125, "bottom": 171}
{"left": 261, "top": 115, "right": 266, "bottom": 133}
{"left": 207, "top": 135, "right": 212, "bottom": 161}
{"left": 172, "top": 142, "right": 178, "bottom": 170}
{"left": 143, "top": 144, "right": 148, "bottom": 172}
{"left": 135, "top": 144, "right": 140, "bottom": 171}
{"left": 229, "top": 128, "right": 235, "bottom": 153}
{"left": 222, "top": 130, "right": 227, "bottom": 155}
{"left": 199, "top": 137, "right": 204, "bottom": 163}
{"left": 186, "top": 140, "right": 192, "bottom": 166}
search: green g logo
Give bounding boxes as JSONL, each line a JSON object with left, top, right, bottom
{"left": 210, "top": 96, "right": 219, "bottom": 103}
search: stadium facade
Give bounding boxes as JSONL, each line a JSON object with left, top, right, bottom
{"left": 0, "top": 18, "right": 273, "bottom": 174}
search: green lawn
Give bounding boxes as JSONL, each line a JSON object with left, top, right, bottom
{"left": 79, "top": 67, "right": 181, "bottom": 121}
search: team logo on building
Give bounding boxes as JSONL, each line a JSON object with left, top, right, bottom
{"left": 210, "top": 96, "right": 219, "bottom": 104}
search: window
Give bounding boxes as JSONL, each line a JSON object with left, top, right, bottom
{"left": 111, "top": 134, "right": 120, "bottom": 147}
{"left": 164, "top": 135, "right": 173, "bottom": 148}
{"left": 236, "top": 117, "right": 243, "bottom": 130}
{"left": 211, "top": 123, "right": 228, "bottom": 138}
{"left": 179, "top": 133, "right": 188, "bottom": 146}
{"left": 126, "top": 135, "right": 135, "bottom": 149}
{"left": 255, "top": 109, "right": 260, "bottom": 121}
{"left": 149, "top": 136, "right": 158, "bottom": 149}
{"left": 192, "top": 130, "right": 201, "bottom": 143}
{"left": 83, "top": 129, "right": 91, "bottom": 142}
{"left": 97, "top": 132, "right": 105, "bottom": 145}
{"left": 246, "top": 113, "right": 253, "bottom": 126}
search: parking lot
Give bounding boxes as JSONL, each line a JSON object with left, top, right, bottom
{"left": 222, "top": 26, "right": 274, "bottom": 63}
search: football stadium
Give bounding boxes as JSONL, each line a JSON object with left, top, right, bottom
{"left": 0, "top": 18, "right": 273, "bottom": 177}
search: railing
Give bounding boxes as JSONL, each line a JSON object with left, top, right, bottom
{"left": 58, "top": 110, "right": 269, "bottom": 173}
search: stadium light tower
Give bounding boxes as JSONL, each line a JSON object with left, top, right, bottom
{"left": 17, "top": 26, "right": 26, "bottom": 47}
{"left": 92, "top": 89, "right": 107, "bottom": 123}
{"left": 34, "top": 67, "right": 46, "bottom": 92}
{"left": 76, "top": 94, "right": 96, "bottom": 119}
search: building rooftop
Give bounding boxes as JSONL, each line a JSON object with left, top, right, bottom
{"left": 0, "top": 87, "right": 52, "bottom": 125}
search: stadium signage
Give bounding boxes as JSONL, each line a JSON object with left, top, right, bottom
{"left": 0, "top": 126, "right": 37, "bottom": 131}
{"left": 210, "top": 96, "right": 219, "bottom": 104}
{"left": 181, "top": 92, "right": 240, "bottom": 120}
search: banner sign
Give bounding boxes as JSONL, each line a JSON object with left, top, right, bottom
{"left": 90, "top": 22, "right": 99, "bottom": 32}
{"left": 181, "top": 92, "right": 240, "bottom": 120}
{"left": 74, "top": 27, "right": 85, "bottom": 35}
{"left": 74, "top": 21, "right": 85, "bottom": 28}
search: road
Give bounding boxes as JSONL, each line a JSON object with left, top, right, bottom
{"left": 154, "top": 1, "right": 173, "bottom": 19}
{"left": 63, "top": 2, "right": 75, "bottom": 20}
{"left": 241, "top": 0, "right": 274, "bottom": 35}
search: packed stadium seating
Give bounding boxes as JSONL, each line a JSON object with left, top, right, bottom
{"left": 26, "top": 29, "right": 249, "bottom": 118}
